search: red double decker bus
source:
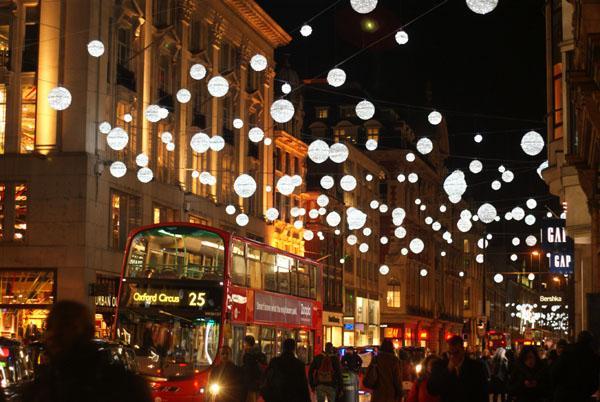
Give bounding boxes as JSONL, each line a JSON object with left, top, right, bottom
{"left": 113, "top": 223, "right": 323, "bottom": 402}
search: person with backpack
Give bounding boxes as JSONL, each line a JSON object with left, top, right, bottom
{"left": 489, "top": 347, "right": 509, "bottom": 402}
{"left": 260, "top": 338, "right": 311, "bottom": 402}
{"left": 22, "top": 301, "right": 151, "bottom": 402}
{"left": 309, "top": 342, "right": 343, "bottom": 402}
{"left": 406, "top": 355, "right": 441, "bottom": 402}
{"left": 364, "top": 339, "right": 403, "bottom": 402}
{"left": 242, "top": 335, "right": 267, "bottom": 402}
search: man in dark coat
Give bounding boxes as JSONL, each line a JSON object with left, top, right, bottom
{"left": 551, "top": 331, "right": 600, "bottom": 402}
{"left": 242, "top": 335, "right": 267, "bottom": 402}
{"left": 427, "top": 335, "right": 488, "bottom": 402}
{"left": 261, "top": 338, "right": 310, "bottom": 402}
{"left": 22, "top": 301, "right": 151, "bottom": 402}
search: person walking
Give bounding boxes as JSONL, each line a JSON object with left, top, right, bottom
{"left": 309, "top": 342, "right": 342, "bottom": 402}
{"left": 22, "top": 300, "right": 151, "bottom": 402}
{"left": 341, "top": 346, "right": 363, "bottom": 373}
{"left": 242, "top": 335, "right": 267, "bottom": 402}
{"left": 509, "top": 346, "right": 547, "bottom": 402}
{"left": 427, "top": 335, "right": 488, "bottom": 402}
{"left": 208, "top": 345, "right": 246, "bottom": 402}
{"left": 551, "top": 331, "right": 600, "bottom": 402}
{"left": 260, "top": 338, "right": 311, "bottom": 402}
{"left": 406, "top": 355, "right": 441, "bottom": 402}
{"left": 489, "top": 347, "right": 510, "bottom": 402}
{"left": 364, "top": 339, "right": 403, "bottom": 402}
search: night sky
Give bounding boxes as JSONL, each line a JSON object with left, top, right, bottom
{"left": 257, "top": 0, "right": 556, "bottom": 265}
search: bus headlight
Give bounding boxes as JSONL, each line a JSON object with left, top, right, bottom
{"left": 415, "top": 363, "right": 423, "bottom": 374}
{"left": 209, "top": 383, "right": 220, "bottom": 395}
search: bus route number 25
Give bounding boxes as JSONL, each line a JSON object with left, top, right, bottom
{"left": 188, "top": 292, "right": 207, "bottom": 307}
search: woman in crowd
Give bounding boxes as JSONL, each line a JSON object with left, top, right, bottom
{"left": 509, "top": 346, "right": 547, "bottom": 402}
{"left": 490, "top": 347, "right": 510, "bottom": 402}
{"left": 406, "top": 355, "right": 441, "bottom": 402}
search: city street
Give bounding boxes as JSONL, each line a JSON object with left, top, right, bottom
{"left": 0, "top": 0, "right": 598, "bottom": 401}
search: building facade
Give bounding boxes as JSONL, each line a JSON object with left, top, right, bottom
{"left": 543, "top": 0, "right": 600, "bottom": 335}
{"left": 0, "top": 0, "right": 290, "bottom": 340}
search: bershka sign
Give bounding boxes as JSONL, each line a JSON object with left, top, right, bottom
{"left": 539, "top": 295, "right": 563, "bottom": 303}
{"left": 541, "top": 219, "right": 574, "bottom": 274}
{"left": 254, "top": 291, "right": 313, "bottom": 326}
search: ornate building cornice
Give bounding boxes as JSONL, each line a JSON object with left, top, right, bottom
{"left": 222, "top": 0, "right": 291, "bottom": 48}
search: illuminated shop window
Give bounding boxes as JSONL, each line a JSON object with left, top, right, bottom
{"left": 13, "top": 184, "right": 27, "bottom": 241}
{"left": 110, "top": 190, "right": 141, "bottom": 249}
{"left": 0, "top": 184, "right": 4, "bottom": 239}
{"left": 386, "top": 283, "right": 401, "bottom": 308}
{"left": 20, "top": 85, "right": 36, "bottom": 154}
{"left": 0, "top": 84, "right": 6, "bottom": 154}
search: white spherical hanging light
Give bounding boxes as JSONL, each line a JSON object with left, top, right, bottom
{"left": 265, "top": 207, "right": 279, "bottom": 221}
{"left": 394, "top": 226, "right": 407, "bottom": 239}
{"left": 528, "top": 273, "right": 535, "bottom": 281}
{"left": 510, "top": 254, "right": 518, "bottom": 262}
{"left": 491, "top": 180, "right": 502, "bottom": 191}
{"left": 474, "top": 133, "right": 483, "bottom": 143}
{"left": 320, "top": 175, "right": 335, "bottom": 190}
{"left": 366, "top": 174, "right": 373, "bottom": 181}
{"left": 225, "top": 205, "right": 236, "bottom": 215}
{"left": 207, "top": 76, "right": 229, "bottom": 97}
{"left": 250, "top": 54, "right": 268, "bottom": 72}
{"left": 512, "top": 237, "right": 520, "bottom": 246}
{"left": 109, "top": 161, "right": 127, "bottom": 178}
{"left": 504, "top": 212, "right": 513, "bottom": 220}
{"left": 443, "top": 170, "right": 467, "bottom": 202}
{"left": 48, "top": 87, "right": 72, "bottom": 111}
{"left": 281, "top": 83, "right": 292, "bottom": 94}
{"left": 107, "top": 127, "right": 129, "bottom": 151}
{"left": 520, "top": 130, "right": 545, "bottom": 156}
{"left": 526, "top": 198, "right": 537, "bottom": 209}
{"left": 137, "top": 167, "right": 153, "bottom": 183}
{"left": 209, "top": 135, "right": 225, "bottom": 152}
{"left": 329, "top": 143, "right": 349, "bottom": 163}
{"left": 161, "top": 131, "right": 173, "bottom": 144}
{"left": 477, "top": 203, "right": 497, "bottom": 224}
{"left": 326, "top": 211, "right": 341, "bottom": 227}
{"left": 395, "top": 30, "right": 409, "bottom": 45}
{"left": 300, "top": 24, "right": 313, "bottom": 37}
{"left": 232, "top": 118, "right": 244, "bottom": 129}
{"left": 408, "top": 173, "right": 419, "bottom": 183}
{"left": 420, "top": 268, "right": 428, "bottom": 277}
{"left": 459, "top": 271, "right": 465, "bottom": 278}
{"left": 537, "top": 160, "right": 549, "bottom": 179}
{"left": 270, "top": 99, "right": 295, "bottom": 123}
{"left": 401, "top": 248, "right": 409, "bottom": 256}
{"left": 99, "top": 121, "right": 111, "bottom": 134}
{"left": 427, "top": 110, "right": 442, "bottom": 125}
{"left": 340, "top": 175, "right": 357, "bottom": 191}
{"left": 476, "top": 254, "right": 484, "bottom": 263}
{"left": 346, "top": 208, "right": 367, "bottom": 230}
{"left": 525, "top": 235, "right": 537, "bottom": 246}
{"left": 316, "top": 195, "right": 330, "bottom": 208}
{"left": 303, "top": 230, "right": 314, "bottom": 241}
{"left": 409, "top": 238, "right": 424, "bottom": 254}
{"left": 355, "top": 100, "right": 375, "bottom": 120}
{"left": 406, "top": 152, "right": 416, "bottom": 162}
{"left": 190, "top": 64, "right": 207, "bottom": 80}
{"left": 397, "top": 174, "right": 406, "bottom": 183}
{"left": 327, "top": 68, "right": 346, "bottom": 87}
{"left": 380, "top": 236, "right": 389, "bottom": 245}
{"left": 308, "top": 140, "right": 330, "bottom": 163}
{"left": 359, "top": 243, "right": 369, "bottom": 253}
{"left": 379, "top": 265, "right": 390, "bottom": 275}
{"left": 457, "top": 218, "right": 472, "bottom": 232}
{"left": 466, "top": 0, "right": 499, "bottom": 15}
{"left": 135, "top": 153, "right": 149, "bottom": 167}
{"left": 87, "top": 40, "right": 105, "bottom": 57}
{"left": 233, "top": 174, "right": 257, "bottom": 198}
{"left": 501, "top": 170, "right": 514, "bottom": 183}
{"left": 190, "top": 133, "right": 210, "bottom": 153}
{"left": 370, "top": 200, "right": 379, "bottom": 210}
{"left": 477, "top": 238, "right": 489, "bottom": 249}
{"left": 276, "top": 175, "right": 295, "bottom": 196}
{"left": 293, "top": 220, "right": 303, "bottom": 229}
{"left": 363, "top": 227, "right": 372, "bottom": 236}
{"left": 469, "top": 160, "right": 483, "bottom": 174}
{"left": 145, "top": 104, "right": 162, "bottom": 123}
{"left": 392, "top": 207, "right": 406, "bottom": 222}
{"left": 347, "top": 235, "right": 358, "bottom": 246}
{"left": 248, "top": 127, "right": 265, "bottom": 143}
{"left": 236, "top": 213, "right": 249, "bottom": 227}
{"left": 350, "top": 0, "right": 378, "bottom": 14}
{"left": 525, "top": 214, "right": 536, "bottom": 226}
{"left": 416, "top": 138, "right": 433, "bottom": 155}
{"left": 512, "top": 207, "right": 525, "bottom": 221}
{"left": 493, "top": 273, "right": 504, "bottom": 284}
{"left": 440, "top": 205, "right": 447, "bottom": 213}
{"left": 365, "top": 139, "right": 378, "bottom": 151}
{"left": 176, "top": 88, "right": 191, "bottom": 103}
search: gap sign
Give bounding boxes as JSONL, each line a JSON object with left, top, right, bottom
{"left": 541, "top": 219, "right": 574, "bottom": 274}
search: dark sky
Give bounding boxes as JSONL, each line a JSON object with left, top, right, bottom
{"left": 257, "top": 0, "right": 557, "bottom": 263}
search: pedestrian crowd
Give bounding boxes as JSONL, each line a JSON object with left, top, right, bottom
{"left": 10, "top": 301, "right": 600, "bottom": 402}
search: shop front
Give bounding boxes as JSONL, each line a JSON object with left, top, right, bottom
{"left": 322, "top": 311, "right": 343, "bottom": 347}
{"left": 355, "top": 297, "right": 380, "bottom": 347}
{"left": 382, "top": 325, "right": 403, "bottom": 350}
{"left": 0, "top": 269, "right": 55, "bottom": 343}
{"left": 91, "top": 274, "right": 120, "bottom": 338}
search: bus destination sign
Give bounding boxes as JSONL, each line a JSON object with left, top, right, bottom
{"left": 123, "top": 283, "right": 222, "bottom": 311}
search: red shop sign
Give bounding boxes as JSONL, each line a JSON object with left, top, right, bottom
{"left": 254, "top": 291, "right": 313, "bottom": 327}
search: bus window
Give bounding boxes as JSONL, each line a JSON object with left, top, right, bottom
{"left": 298, "top": 262, "right": 310, "bottom": 298}
{"left": 276, "top": 254, "right": 292, "bottom": 294}
{"left": 309, "top": 264, "right": 317, "bottom": 299}
{"left": 232, "top": 241, "right": 246, "bottom": 285}
{"left": 276, "top": 328, "right": 293, "bottom": 356}
{"left": 262, "top": 251, "right": 277, "bottom": 292}
{"left": 289, "top": 260, "right": 298, "bottom": 296}
{"left": 247, "top": 246, "right": 261, "bottom": 289}
{"left": 126, "top": 226, "right": 224, "bottom": 280}
{"left": 230, "top": 325, "right": 246, "bottom": 365}
{"left": 296, "top": 330, "right": 313, "bottom": 364}
{"left": 260, "top": 327, "right": 276, "bottom": 362}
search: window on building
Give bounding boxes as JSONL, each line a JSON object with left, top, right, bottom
{"left": 0, "top": 84, "right": 6, "bottom": 154}
{"left": 222, "top": 97, "right": 233, "bottom": 142}
{"left": 340, "top": 105, "right": 354, "bottom": 119}
{"left": 246, "top": 69, "right": 262, "bottom": 93}
{"left": 0, "top": 7, "right": 11, "bottom": 70}
{"left": 219, "top": 41, "right": 236, "bottom": 73}
{"left": 116, "top": 101, "right": 137, "bottom": 164}
{"left": 20, "top": 85, "right": 36, "bottom": 154}
{"left": 367, "top": 127, "right": 379, "bottom": 141}
{"left": 220, "top": 152, "right": 234, "bottom": 204}
{"left": 116, "top": 28, "right": 135, "bottom": 90}
{"left": 13, "top": 184, "right": 26, "bottom": 241}
{"left": 156, "top": 122, "right": 175, "bottom": 183}
{"left": 189, "top": 19, "right": 206, "bottom": 52}
{"left": 463, "top": 239, "right": 470, "bottom": 253}
{"left": 553, "top": 63, "right": 563, "bottom": 140}
{"left": 464, "top": 287, "right": 470, "bottom": 310}
{"left": 0, "top": 184, "right": 4, "bottom": 239}
{"left": 110, "top": 190, "right": 141, "bottom": 250}
{"left": 153, "top": 205, "right": 176, "bottom": 224}
{"left": 316, "top": 107, "right": 328, "bottom": 119}
{"left": 158, "top": 54, "right": 172, "bottom": 96}
{"left": 22, "top": 5, "right": 39, "bottom": 72}
{"left": 153, "top": 0, "right": 173, "bottom": 27}
{"left": 334, "top": 128, "right": 345, "bottom": 143}
{"left": 192, "top": 76, "right": 210, "bottom": 128}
